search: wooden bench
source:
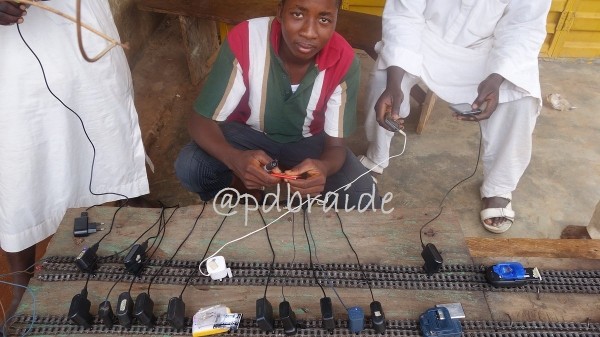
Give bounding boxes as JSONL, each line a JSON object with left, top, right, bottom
{"left": 137, "top": 0, "right": 437, "bottom": 134}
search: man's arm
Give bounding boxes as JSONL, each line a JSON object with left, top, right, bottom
{"left": 188, "top": 114, "right": 279, "bottom": 190}
{"left": 375, "top": 0, "right": 426, "bottom": 130}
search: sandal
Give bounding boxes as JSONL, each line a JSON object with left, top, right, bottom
{"left": 480, "top": 193, "right": 515, "bottom": 234}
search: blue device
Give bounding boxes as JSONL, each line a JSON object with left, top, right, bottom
{"left": 485, "top": 262, "right": 542, "bottom": 288}
{"left": 419, "top": 306, "right": 462, "bottom": 337}
{"left": 347, "top": 306, "right": 365, "bottom": 334}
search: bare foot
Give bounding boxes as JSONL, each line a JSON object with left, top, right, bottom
{"left": 482, "top": 196, "right": 511, "bottom": 228}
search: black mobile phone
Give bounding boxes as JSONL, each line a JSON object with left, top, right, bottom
{"left": 384, "top": 117, "right": 402, "bottom": 132}
{"left": 449, "top": 103, "right": 481, "bottom": 115}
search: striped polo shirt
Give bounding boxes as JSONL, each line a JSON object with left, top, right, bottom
{"left": 194, "top": 17, "right": 360, "bottom": 143}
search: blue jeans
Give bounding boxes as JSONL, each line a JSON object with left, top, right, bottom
{"left": 175, "top": 122, "right": 381, "bottom": 208}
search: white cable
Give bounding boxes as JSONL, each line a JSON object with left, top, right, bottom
{"left": 198, "top": 131, "right": 408, "bottom": 275}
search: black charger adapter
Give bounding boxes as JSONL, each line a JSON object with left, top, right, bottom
{"left": 421, "top": 243, "right": 443, "bottom": 276}
{"left": 98, "top": 300, "right": 115, "bottom": 329}
{"left": 124, "top": 242, "right": 148, "bottom": 275}
{"left": 134, "top": 292, "right": 156, "bottom": 328}
{"left": 255, "top": 298, "right": 275, "bottom": 332}
{"left": 279, "top": 300, "right": 298, "bottom": 335}
{"left": 74, "top": 243, "right": 99, "bottom": 273}
{"left": 73, "top": 212, "right": 102, "bottom": 237}
{"left": 370, "top": 301, "right": 386, "bottom": 334}
{"left": 320, "top": 297, "right": 335, "bottom": 333}
{"left": 116, "top": 292, "right": 134, "bottom": 329}
{"left": 167, "top": 297, "right": 186, "bottom": 330}
{"left": 67, "top": 288, "right": 93, "bottom": 329}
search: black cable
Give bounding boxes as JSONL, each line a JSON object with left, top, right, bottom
{"left": 281, "top": 213, "right": 296, "bottom": 301}
{"left": 147, "top": 204, "right": 201, "bottom": 296}
{"left": 257, "top": 209, "right": 276, "bottom": 300}
{"left": 335, "top": 213, "right": 375, "bottom": 302}
{"left": 303, "top": 209, "right": 326, "bottom": 297}
{"left": 16, "top": 24, "right": 129, "bottom": 247}
{"left": 83, "top": 272, "right": 92, "bottom": 291}
{"left": 306, "top": 209, "right": 347, "bottom": 309}
{"left": 179, "top": 207, "right": 232, "bottom": 298}
{"left": 419, "top": 121, "right": 483, "bottom": 247}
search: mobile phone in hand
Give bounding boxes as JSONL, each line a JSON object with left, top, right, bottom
{"left": 384, "top": 117, "right": 402, "bottom": 132}
{"left": 270, "top": 172, "right": 301, "bottom": 180}
{"left": 449, "top": 103, "right": 481, "bottom": 115}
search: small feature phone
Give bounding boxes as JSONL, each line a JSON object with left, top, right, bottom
{"left": 384, "top": 117, "right": 402, "bottom": 132}
{"left": 270, "top": 172, "right": 301, "bottom": 180}
{"left": 449, "top": 103, "right": 481, "bottom": 115}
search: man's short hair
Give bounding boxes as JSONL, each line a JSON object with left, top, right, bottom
{"left": 281, "top": 0, "right": 342, "bottom": 9}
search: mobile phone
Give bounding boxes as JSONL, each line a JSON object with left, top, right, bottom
{"left": 270, "top": 172, "right": 300, "bottom": 180}
{"left": 384, "top": 117, "right": 402, "bottom": 132}
{"left": 263, "top": 159, "right": 278, "bottom": 172}
{"left": 449, "top": 103, "right": 481, "bottom": 115}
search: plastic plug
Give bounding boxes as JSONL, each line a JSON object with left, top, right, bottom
{"left": 422, "top": 243, "right": 443, "bottom": 276}
{"left": 320, "top": 297, "right": 335, "bottom": 333}
{"left": 167, "top": 297, "right": 186, "bottom": 330}
{"left": 370, "top": 301, "right": 386, "bottom": 334}
{"left": 124, "top": 242, "right": 148, "bottom": 275}
{"left": 134, "top": 292, "right": 156, "bottom": 328}
{"left": 116, "top": 292, "right": 134, "bottom": 329}
{"left": 279, "top": 300, "right": 298, "bottom": 335}
{"left": 98, "top": 300, "right": 115, "bottom": 329}
{"left": 74, "top": 243, "right": 99, "bottom": 273}
{"left": 255, "top": 298, "right": 274, "bottom": 332}
{"left": 73, "top": 212, "right": 103, "bottom": 237}
{"left": 67, "top": 288, "right": 93, "bottom": 329}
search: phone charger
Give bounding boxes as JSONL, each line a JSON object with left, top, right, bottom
{"left": 320, "top": 297, "right": 335, "bottom": 332}
{"left": 279, "top": 300, "right": 298, "bottom": 335}
{"left": 256, "top": 298, "right": 274, "bottom": 332}
{"left": 347, "top": 306, "right": 365, "bottom": 334}
{"left": 98, "top": 300, "right": 115, "bottom": 329}
{"left": 370, "top": 301, "right": 386, "bottom": 334}
{"left": 134, "top": 292, "right": 156, "bottom": 328}
{"left": 167, "top": 297, "right": 186, "bottom": 330}
{"left": 67, "top": 289, "right": 93, "bottom": 329}
{"left": 422, "top": 243, "right": 443, "bottom": 276}
{"left": 116, "top": 292, "right": 134, "bottom": 329}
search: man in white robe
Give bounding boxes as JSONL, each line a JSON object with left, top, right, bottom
{"left": 0, "top": 0, "right": 149, "bottom": 325}
{"left": 359, "top": 0, "right": 551, "bottom": 234}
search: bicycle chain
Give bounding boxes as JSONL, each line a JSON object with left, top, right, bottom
{"left": 38, "top": 256, "right": 600, "bottom": 294}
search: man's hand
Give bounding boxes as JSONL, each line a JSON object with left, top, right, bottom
{"left": 282, "top": 158, "right": 328, "bottom": 196}
{"left": 227, "top": 150, "right": 280, "bottom": 190}
{"left": 375, "top": 66, "right": 406, "bottom": 131}
{"left": 456, "top": 73, "right": 505, "bottom": 121}
{"left": 0, "top": 1, "right": 26, "bottom": 25}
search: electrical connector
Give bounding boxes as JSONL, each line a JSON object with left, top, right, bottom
{"left": 167, "top": 297, "right": 186, "bottom": 330}
{"left": 116, "top": 292, "right": 134, "bottom": 329}
{"left": 320, "top": 297, "right": 335, "bottom": 333}
{"left": 98, "top": 300, "right": 115, "bottom": 329}
{"left": 124, "top": 242, "right": 148, "bottom": 275}
{"left": 73, "top": 212, "right": 103, "bottom": 237}
{"left": 347, "top": 306, "right": 364, "bottom": 334}
{"left": 279, "top": 300, "right": 298, "bottom": 335}
{"left": 67, "top": 288, "right": 93, "bottom": 329}
{"left": 370, "top": 301, "right": 386, "bottom": 334}
{"left": 134, "top": 292, "right": 156, "bottom": 328}
{"left": 255, "top": 298, "right": 274, "bottom": 332}
{"left": 421, "top": 243, "right": 443, "bottom": 276}
{"left": 75, "top": 243, "right": 99, "bottom": 273}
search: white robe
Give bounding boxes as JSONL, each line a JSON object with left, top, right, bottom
{"left": 364, "top": 0, "right": 551, "bottom": 198}
{"left": 0, "top": 0, "right": 149, "bottom": 252}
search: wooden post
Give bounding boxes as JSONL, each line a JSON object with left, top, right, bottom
{"left": 587, "top": 200, "right": 600, "bottom": 239}
{"left": 179, "top": 16, "right": 219, "bottom": 85}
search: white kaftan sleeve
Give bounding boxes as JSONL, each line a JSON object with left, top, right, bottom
{"left": 377, "top": 0, "right": 427, "bottom": 76}
{"left": 486, "top": 1, "right": 552, "bottom": 99}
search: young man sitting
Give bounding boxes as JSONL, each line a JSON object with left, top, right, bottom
{"left": 175, "top": 0, "right": 381, "bottom": 209}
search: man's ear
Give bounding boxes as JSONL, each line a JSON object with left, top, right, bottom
{"left": 276, "top": 2, "right": 283, "bottom": 21}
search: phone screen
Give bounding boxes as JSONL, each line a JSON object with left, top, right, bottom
{"left": 449, "top": 103, "right": 481, "bottom": 115}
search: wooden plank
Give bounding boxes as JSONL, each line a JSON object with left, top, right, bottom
{"left": 466, "top": 238, "right": 600, "bottom": 260}
{"left": 17, "top": 205, "right": 483, "bottom": 322}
